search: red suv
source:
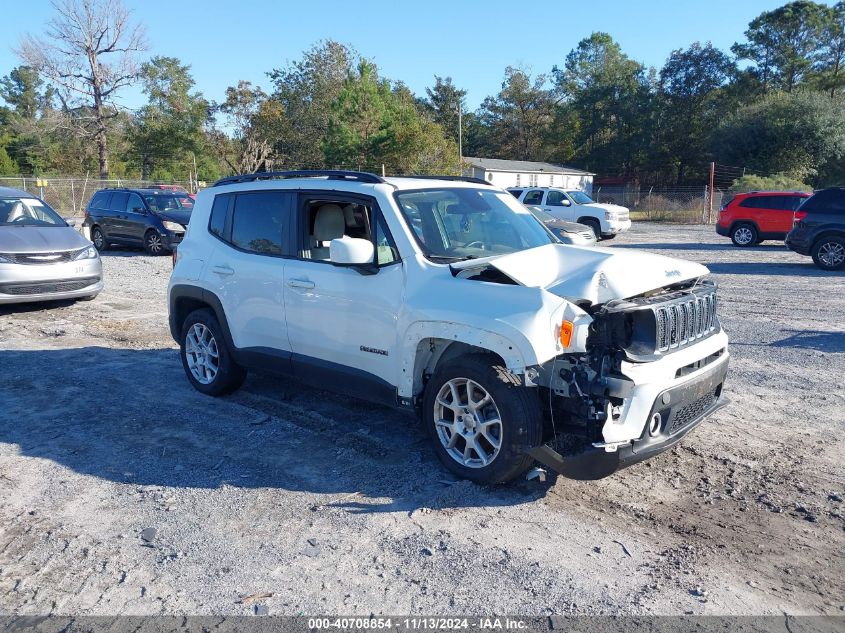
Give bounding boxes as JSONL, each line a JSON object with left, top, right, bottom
{"left": 716, "top": 191, "right": 811, "bottom": 246}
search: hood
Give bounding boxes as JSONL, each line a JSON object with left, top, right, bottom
{"left": 451, "top": 243, "right": 708, "bottom": 305}
{"left": 545, "top": 219, "right": 592, "bottom": 233}
{"left": 157, "top": 209, "right": 191, "bottom": 225}
{"left": 0, "top": 226, "right": 91, "bottom": 253}
{"left": 584, "top": 202, "right": 628, "bottom": 213}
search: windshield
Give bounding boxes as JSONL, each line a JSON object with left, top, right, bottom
{"left": 0, "top": 197, "right": 66, "bottom": 227}
{"left": 567, "top": 191, "right": 594, "bottom": 205}
{"left": 144, "top": 194, "right": 194, "bottom": 212}
{"left": 394, "top": 188, "right": 554, "bottom": 261}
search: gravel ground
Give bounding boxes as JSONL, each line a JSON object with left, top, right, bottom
{"left": 0, "top": 223, "right": 843, "bottom": 616}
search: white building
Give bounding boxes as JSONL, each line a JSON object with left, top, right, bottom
{"left": 463, "top": 157, "right": 594, "bottom": 193}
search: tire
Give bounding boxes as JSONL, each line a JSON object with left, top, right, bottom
{"left": 730, "top": 223, "right": 757, "bottom": 247}
{"left": 581, "top": 218, "right": 602, "bottom": 240}
{"left": 179, "top": 308, "right": 246, "bottom": 396}
{"left": 811, "top": 236, "right": 845, "bottom": 271}
{"left": 77, "top": 294, "right": 98, "bottom": 302}
{"left": 423, "top": 354, "right": 543, "bottom": 484}
{"left": 602, "top": 233, "right": 617, "bottom": 240}
{"left": 144, "top": 229, "right": 167, "bottom": 255}
{"left": 91, "top": 226, "right": 108, "bottom": 251}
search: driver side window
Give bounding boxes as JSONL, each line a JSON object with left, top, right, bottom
{"left": 546, "top": 191, "right": 567, "bottom": 206}
{"left": 126, "top": 193, "right": 145, "bottom": 213}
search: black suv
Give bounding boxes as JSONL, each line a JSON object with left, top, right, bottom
{"left": 82, "top": 188, "right": 194, "bottom": 255}
{"left": 786, "top": 187, "right": 845, "bottom": 271}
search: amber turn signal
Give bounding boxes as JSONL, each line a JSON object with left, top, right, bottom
{"left": 559, "top": 320, "right": 574, "bottom": 348}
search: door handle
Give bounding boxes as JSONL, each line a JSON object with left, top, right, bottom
{"left": 287, "top": 278, "right": 315, "bottom": 289}
{"left": 212, "top": 265, "right": 235, "bottom": 276}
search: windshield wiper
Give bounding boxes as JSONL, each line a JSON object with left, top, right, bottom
{"left": 429, "top": 254, "right": 478, "bottom": 262}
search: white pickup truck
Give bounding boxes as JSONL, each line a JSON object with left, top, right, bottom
{"left": 168, "top": 171, "right": 728, "bottom": 484}
{"left": 508, "top": 186, "right": 631, "bottom": 240}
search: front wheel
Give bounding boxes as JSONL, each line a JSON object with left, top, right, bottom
{"left": 180, "top": 308, "right": 246, "bottom": 396}
{"left": 91, "top": 226, "right": 108, "bottom": 251}
{"left": 144, "top": 230, "right": 167, "bottom": 255}
{"left": 581, "top": 218, "right": 602, "bottom": 240}
{"left": 423, "top": 354, "right": 543, "bottom": 484}
{"left": 811, "top": 236, "right": 845, "bottom": 270}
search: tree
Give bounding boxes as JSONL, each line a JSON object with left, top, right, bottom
{"left": 268, "top": 40, "right": 356, "bottom": 167}
{"left": 476, "top": 67, "right": 555, "bottom": 161}
{"left": 322, "top": 60, "right": 460, "bottom": 174}
{"left": 555, "top": 32, "right": 649, "bottom": 174}
{"left": 711, "top": 91, "right": 845, "bottom": 180}
{"left": 130, "top": 56, "right": 209, "bottom": 179}
{"left": 218, "top": 81, "right": 285, "bottom": 174}
{"left": 728, "top": 173, "right": 811, "bottom": 193}
{"left": 0, "top": 66, "right": 54, "bottom": 120}
{"left": 658, "top": 42, "right": 736, "bottom": 183}
{"left": 18, "top": 0, "right": 146, "bottom": 178}
{"left": 814, "top": 1, "right": 845, "bottom": 97}
{"left": 422, "top": 76, "right": 467, "bottom": 146}
{"left": 732, "top": 1, "right": 828, "bottom": 93}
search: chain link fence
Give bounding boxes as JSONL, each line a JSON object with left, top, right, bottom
{"left": 594, "top": 186, "right": 729, "bottom": 224}
{"left": 0, "top": 176, "right": 196, "bottom": 218}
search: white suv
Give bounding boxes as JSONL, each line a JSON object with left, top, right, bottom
{"left": 508, "top": 187, "right": 631, "bottom": 240}
{"left": 168, "top": 171, "right": 728, "bottom": 484}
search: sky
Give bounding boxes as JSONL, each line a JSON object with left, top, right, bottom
{"left": 2, "top": 0, "right": 791, "bottom": 113}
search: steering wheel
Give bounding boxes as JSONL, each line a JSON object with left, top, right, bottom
{"left": 465, "top": 241, "right": 486, "bottom": 250}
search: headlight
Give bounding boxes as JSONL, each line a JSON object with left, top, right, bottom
{"left": 604, "top": 211, "right": 618, "bottom": 221}
{"left": 162, "top": 221, "right": 185, "bottom": 232}
{"left": 73, "top": 246, "right": 98, "bottom": 260}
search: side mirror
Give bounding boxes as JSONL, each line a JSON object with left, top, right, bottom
{"left": 561, "top": 199, "right": 572, "bottom": 207}
{"left": 132, "top": 206, "right": 146, "bottom": 214}
{"left": 64, "top": 218, "right": 78, "bottom": 227}
{"left": 330, "top": 236, "right": 377, "bottom": 274}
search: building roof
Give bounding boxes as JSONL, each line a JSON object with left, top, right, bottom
{"left": 464, "top": 157, "right": 594, "bottom": 176}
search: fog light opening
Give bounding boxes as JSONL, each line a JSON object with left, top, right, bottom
{"left": 648, "top": 412, "right": 662, "bottom": 437}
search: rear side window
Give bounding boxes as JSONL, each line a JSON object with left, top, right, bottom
{"left": 230, "top": 191, "right": 289, "bottom": 255}
{"left": 208, "top": 194, "right": 229, "bottom": 239}
{"left": 739, "top": 196, "right": 772, "bottom": 209}
{"left": 800, "top": 189, "right": 845, "bottom": 214}
{"left": 787, "top": 196, "right": 808, "bottom": 210}
{"left": 109, "top": 192, "right": 129, "bottom": 212}
{"left": 88, "top": 191, "right": 111, "bottom": 210}
{"left": 509, "top": 189, "right": 523, "bottom": 198}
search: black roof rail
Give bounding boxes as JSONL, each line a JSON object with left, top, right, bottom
{"left": 213, "top": 170, "right": 387, "bottom": 187}
{"left": 393, "top": 175, "right": 494, "bottom": 186}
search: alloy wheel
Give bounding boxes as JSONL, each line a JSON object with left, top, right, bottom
{"left": 185, "top": 323, "right": 219, "bottom": 384}
{"left": 433, "top": 377, "right": 503, "bottom": 468}
{"left": 818, "top": 241, "right": 845, "bottom": 268}
{"left": 146, "top": 232, "right": 163, "bottom": 254}
{"left": 734, "top": 227, "right": 753, "bottom": 245}
{"left": 92, "top": 229, "right": 104, "bottom": 249}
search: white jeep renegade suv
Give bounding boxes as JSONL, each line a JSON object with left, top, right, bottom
{"left": 168, "top": 171, "right": 729, "bottom": 484}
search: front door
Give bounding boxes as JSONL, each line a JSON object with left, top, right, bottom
{"left": 105, "top": 191, "right": 130, "bottom": 241}
{"left": 543, "top": 190, "right": 575, "bottom": 221}
{"left": 124, "top": 192, "right": 149, "bottom": 244}
{"left": 283, "top": 195, "right": 404, "bottom": 402}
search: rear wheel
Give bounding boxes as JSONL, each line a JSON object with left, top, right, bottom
{"left": 91, "top": 226, "right": 108, "bottom": 251}
{"left": 811, "top": 236, "right": 845, "bottom": 270}
{"left": 731, "top": 223, "right": 757, "bottom": 247}
{"left": 423, "top": 354, "right": 542, "bottom": 484}
{"left": 180, "top": 308, "right": 246, "bottom": 396}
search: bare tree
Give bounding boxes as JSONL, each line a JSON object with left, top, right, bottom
{"left": 17, "top": 0, "right": 146, "bottom": 178}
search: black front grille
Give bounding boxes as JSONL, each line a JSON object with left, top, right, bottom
{"left": 0, "top": 277, "right": 99, "bottom": 295}
{"left": 668, "top": 392, "right": 717, "bottom": 435}
{"left": 0, "top": 250, "right": 78, "bottom": 265}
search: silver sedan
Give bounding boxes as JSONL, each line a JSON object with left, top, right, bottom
{"left": 0, "top": 187, "right": 103, "bottom": 305}
{"left": 528, "top": 207, "right": 598, "bottom": 246}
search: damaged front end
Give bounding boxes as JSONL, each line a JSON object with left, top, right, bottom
{"left": 528, "top": 278, "right": 730, "bottom": 480}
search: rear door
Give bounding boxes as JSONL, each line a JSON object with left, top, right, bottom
{"left": 86, "top": 191, "right": 113, "bottom": 237}
{"left": 205, "top": 190, "right": 294, "bottom": 359}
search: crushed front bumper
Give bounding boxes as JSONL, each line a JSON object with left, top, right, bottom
{"left": 528, "top": 345, "right": 729, "bottom": 480}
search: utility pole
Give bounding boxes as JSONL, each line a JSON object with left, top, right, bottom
{"left": 457, "top": 102, "right": 463, "bottom": 161}
{"left": 192, "top": 152, "right": 198, "bottom": 193}
{"left": 707, "top": 161, "right": 715, "bottom": 223}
